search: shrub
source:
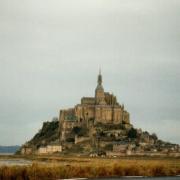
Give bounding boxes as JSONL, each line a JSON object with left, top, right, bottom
{"left": 72, "top": 127, "right": 88, "bottom": 136}
{"left": 128, "top": 128, "right": 137, "bottom": 139}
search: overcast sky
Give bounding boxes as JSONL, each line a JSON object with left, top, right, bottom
{"left": 0, "top": 0, "right": 180, "bottom": 146}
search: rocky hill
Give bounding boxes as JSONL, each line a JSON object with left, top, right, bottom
{"left": 19, "top": 117, "right": 180, "bottom": 156}
{"left": 19, "top": 72, "right": 180, "bottom": 156}
{"left": 28, "top": 119, "right": 59, "bottom": 148}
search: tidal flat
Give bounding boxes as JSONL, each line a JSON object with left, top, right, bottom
{"left": 0, "top": 155, "right": 180, "bottom": 180}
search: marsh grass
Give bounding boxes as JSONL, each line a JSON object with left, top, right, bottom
{"left": 0, "top": 157, "right": 179, "bottom": 180}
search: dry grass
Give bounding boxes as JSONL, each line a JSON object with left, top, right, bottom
{"left": 0, "top": 156, "right": 180, "bottom": 180}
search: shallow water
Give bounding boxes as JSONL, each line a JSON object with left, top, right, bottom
{"left": 90, "top": 177, "right": 180, "bottom": 180}
{"left": 0, "top": 159, "right": 32, "bottom": 166}
{"left": 0, "top": 153, "right": 14, "bottom": 155}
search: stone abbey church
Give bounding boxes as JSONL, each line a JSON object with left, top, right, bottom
{"left": 59, "top": 71, "right": 130, "bottom": 142}
{"left": 21, "top": 71, "right": 180, "bottom": 155}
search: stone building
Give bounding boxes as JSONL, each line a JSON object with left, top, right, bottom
{"left": 21, "top": 147, "right": 32, "bottom": 155}
{"left": 59, "top": 71, "right": 130, "bottom": 142}
{"left": 113, "top": 143, "right": 128, "bottom": 153}
{"left": 37, "top": 144, "right": 62, "bottom": 154}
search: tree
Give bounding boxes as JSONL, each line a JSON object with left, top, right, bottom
{"left": 72, "top": 127, "right": 88, "bottom": 136}
{"left": 128, "top": 128, "right": 137, "bottom": 139}
{"left": 151, "top": 133, "right": 158, "bottom": 141}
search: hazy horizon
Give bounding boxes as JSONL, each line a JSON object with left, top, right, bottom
{"left": 0, "top": 0, "right": 180, "bottom": 146}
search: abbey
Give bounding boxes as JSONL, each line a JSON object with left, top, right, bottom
{"left": 59, "top": 71, "right": 130, "bottom": 142}
{"left": 20, "top": 71, "right": 180, "bottom": 155}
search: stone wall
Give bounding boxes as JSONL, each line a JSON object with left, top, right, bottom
{"left": 61, "top": 120, "right": 76, "bottom": 141}
{"left": 75, "top": 105, "right": 95, "bottom": 121}
{"left": 113, "top": 144, "right": 128, "bottom": 153}
{"left": 123, "top": 111, "right": 130, "bottom": 124}
{"left": 105, "top": 92, "right": 118, "bottom": 105}
{"left": 21, "top": 147, "right": 32, "bottom": 155}
{"left": 95, "top": 106, "right": 126, "bottom": 124}
{"left": 37, "top": 147, "right": 47, "bottom": 154}
{"left": 81, "top": 97, "right": 95, "bottom": 105}
{"left": 75, "top": 136, "right": 90, "bottom": 144}
{"left": 113, "top": 108, "right": 122, "bottom": 124}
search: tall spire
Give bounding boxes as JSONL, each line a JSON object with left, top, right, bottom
{"left": 95, "top": 69, "right": 106, "bottom": 105}
{"left": 98, "top": 69, "right": 102, "bottom": 85}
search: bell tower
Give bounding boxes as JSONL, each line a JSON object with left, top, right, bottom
{"left": 95, "top": 69, "right": 106, "bottom": 105}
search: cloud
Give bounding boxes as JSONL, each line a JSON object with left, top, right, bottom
{"left": 0, "top": 0, "right": 179, "bottom": 145}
